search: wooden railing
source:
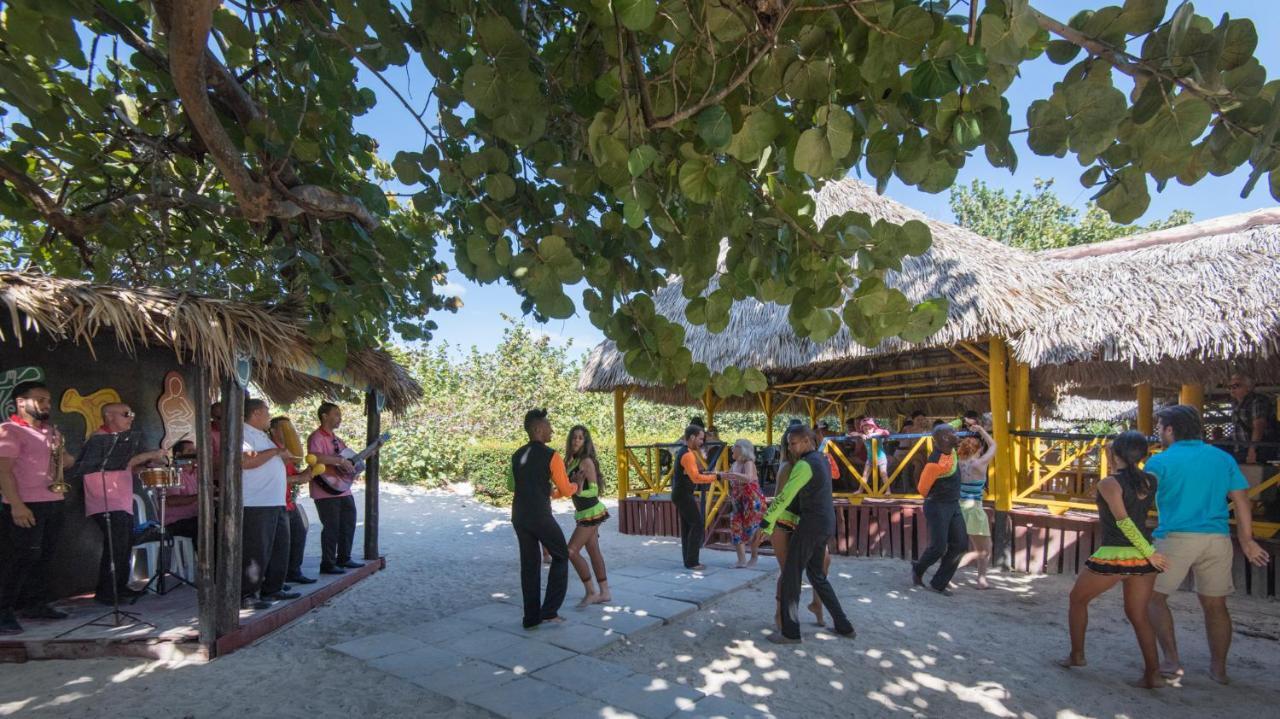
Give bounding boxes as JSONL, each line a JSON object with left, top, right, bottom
{"left": 621, "top": 442, "right": 730, "bottom": 531}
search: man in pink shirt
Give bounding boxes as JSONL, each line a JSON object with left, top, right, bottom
{"left": 307, "top": 402, "right": 359, "bottom": 575}
{"left": 0, "top": 381, "right": 74, "bottom": 634}
{"left": 166, "top": 439, "right": 199, "bottom": 551}
{"left": 72, "top": 402, "right": 167, "bottom": 605}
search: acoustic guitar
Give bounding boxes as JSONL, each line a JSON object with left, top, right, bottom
{"left": 316, "top": 432, "right": 390, "bottom": 495}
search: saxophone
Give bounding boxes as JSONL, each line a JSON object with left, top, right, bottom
{"left": 48, "top": 430, "right": 70, "bottom": 495}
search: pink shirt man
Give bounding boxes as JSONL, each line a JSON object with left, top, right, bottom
{"left": 165, "top": 464, "right": 199, "bottom": 524}
{"left": 307, "top": 427, "right": 351, "bottom": 498}
{"left": 0, "top": 417, "right": 64, "bottom": 504}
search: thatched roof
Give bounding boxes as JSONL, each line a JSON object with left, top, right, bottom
{"left": 0, "top": 272, "right": 422, "bottom": 413}
{"left": 579, "top": 179, "right": 1067, "bottom": 412}
{"left": 1013, "top": 208, "right": 1280, "bottom": 403}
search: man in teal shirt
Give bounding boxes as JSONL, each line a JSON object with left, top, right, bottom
{"left": 1145, "top": 405, "right": 1270, "bottom": 685}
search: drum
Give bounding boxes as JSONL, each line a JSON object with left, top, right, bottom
{"left": 139, "top": 466, "right": 182, "bottom": 489}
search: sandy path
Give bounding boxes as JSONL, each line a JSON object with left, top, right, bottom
{"left": 1, "top": 489, "right": 1276, "bottom": 719}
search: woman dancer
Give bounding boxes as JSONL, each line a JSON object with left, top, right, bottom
{"left": 721, "top": 439, "right": 766, "bottom": 568}
{"left": 957, "top": 419, "right": 997, "bottom": 588}
{"left": 767, "top": 426, "right": 829, "bottom": 627}
{"left": 565, "top": 425, "right": 611, "bottom": 607}
{"left": 1059, "top": 431, "right": 1169, "bottom": 688}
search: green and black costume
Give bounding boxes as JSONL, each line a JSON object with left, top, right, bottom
{"left": 568, "top": 457, "right": 609, "bottom": 527}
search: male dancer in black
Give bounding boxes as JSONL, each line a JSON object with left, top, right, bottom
{"left": 510, "top": 409, "right": 577, "bottom": 629}
{"left": 672, "top": 425, "right": 718, "bottom": 569}
{"left": 762, "top": 427, "right": 855, "bottom": 643}
{"left": 911, "top": 423, "right": 965, "bottom": 595}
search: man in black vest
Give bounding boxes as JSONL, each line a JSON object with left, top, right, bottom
{"left": 762, "top": 427, "right": 855, "bottom": 643}
{"left": 510, "top": 409, "right": 578, "bottom": 629}
{"left": 672, "top": 425, "right": 719, "bottom": 569}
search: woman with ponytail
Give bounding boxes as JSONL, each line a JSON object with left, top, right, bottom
{"left": 1059, "top": 431, "right": 1169, "bottom": 688}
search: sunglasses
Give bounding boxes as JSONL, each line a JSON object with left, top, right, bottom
{"left": 111, "top": 410, "right": 136, "bottom": 418}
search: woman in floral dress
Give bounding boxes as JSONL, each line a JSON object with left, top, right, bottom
{"left": 722, "top": 439, "right": 766, "bottom": 568}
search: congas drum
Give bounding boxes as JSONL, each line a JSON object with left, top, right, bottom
{"left": 139, "top": 466, "right": 182, "bottom": 490}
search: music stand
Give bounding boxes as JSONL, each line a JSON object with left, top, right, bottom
{"left": 143, "top": 463, "right": 197, "bottom": 596}
{"left": 58, "top": 432, "right": 154, "bottom": 637}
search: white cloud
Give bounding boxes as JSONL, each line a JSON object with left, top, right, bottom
{"left": 441, "top": 282, "right": 467, "bottom": 297}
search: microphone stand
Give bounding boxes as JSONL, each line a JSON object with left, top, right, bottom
{"left": 144, "top": 459, "right": 196, "bottom": 596}
{"left": 59, "top": 431, "right": 153, "bottom": 636}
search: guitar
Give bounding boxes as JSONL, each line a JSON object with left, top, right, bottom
{"left": 316, "top": 432, "right": 390, "bottom": 495}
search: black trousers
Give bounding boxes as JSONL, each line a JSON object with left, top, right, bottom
{"left": 286, "top": 506, "right": 307, "bottom": 578}
{"left": 0, "top": 501, "right": 65, "bottom": 614}
{"left": 92, "top": 510, "right": 134, "bottom": 601}
{"left": 243, "top": 506, "right": 288, "bottom": 598}
{"left": 779, "top": 527, "right": 853, "bottom": 640}
{"left": 314, "top": 495, "right": 356, "bottom": 569}
{"left": 513, "top": 513, "right": 568, "bottom": 628}
{"left": 673, "top": 493, "right": 704, "bottom": 568}
{"left": 167, "top": 516, "right": 199, "bottom": 553}
{"left": 913, "top": 500, "right": 968, "bottom": 591}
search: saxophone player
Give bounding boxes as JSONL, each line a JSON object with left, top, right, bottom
{"left": 0, "top": 381, "right": 74, "bottom": 635}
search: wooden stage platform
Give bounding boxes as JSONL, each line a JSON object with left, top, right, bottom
{"left": 0, "top": 557, "right": 384, "bottom": 663}
{"left": 619, "top": 496, "right": 1279, "bottom": 598}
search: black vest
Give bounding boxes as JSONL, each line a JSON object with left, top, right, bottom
{"left": 671, "top": 446, "right": 700, "bottom": 501}
{"left": 511, "top": 441, "right": 555, "bottom": 522}
{"left": 791, "top": 450, "right": 836, "bottom": 534}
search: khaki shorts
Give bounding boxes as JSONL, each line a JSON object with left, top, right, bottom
{"left": 1153, "top": 533, "right": 1235, "bottom": 597}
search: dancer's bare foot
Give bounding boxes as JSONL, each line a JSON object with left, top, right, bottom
{"left": 1159, "top": 661, "right": 1184, "bottom": 678}
{"left": 746, "top": 557, "right": 758, "bottom": 568}
{"left": 543, "top": 615, "right": 565, "bottom": 624}
{"left": 689, "top": 564, "right": 707, "bottom": 571}
{"left": 1130, "top": 673, "right": 1165, "bottom": 689}
{"left": 595, "top": 591, "right": 612, "bottom": 603}
{"left": 576, "top": 594, "right": 601, "bottom": 609}
{"left": 734, "top": 560, "right": 748, "bottom": 568}
{"left": 1209, "top": 669, "right": 1231, "bottom": 685}
{"left": 808, "top": 600, "right": 826, "bottom": 627}
{"left": 1057, "top": 653, "right": 1087, "bottom": 668}
{"left": 975, "top": 577, "right": 990, "bottom": 590}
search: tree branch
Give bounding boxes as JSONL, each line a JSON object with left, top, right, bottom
{"left": 0, "top": 158, "right": 92, "bottom": 263}
{"left": 626, "top": 31, "right": 656, "bottom": 127}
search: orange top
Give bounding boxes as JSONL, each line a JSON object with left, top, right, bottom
{"left": 917, "top": 451, "right": 956, "bottom": 497}
{"left": 549, "top": 451, "right": 578, "bottom": 498}
{"left": 680, "top": 450, "right": 717, "bottom": 484}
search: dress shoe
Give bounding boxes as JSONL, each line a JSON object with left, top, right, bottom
{"left": 242, "top": 597, "right": 274, "bottom": 610}
{"left": 263, "top": 590, "right": 301, "bottom": 600}
{"left": 286, "top": 574, "right": 318, "bottom": 584}
{"left": 19, "top": 603, "right": 69, "bottom": 620}
{"left": 0, "top": 612, "right": 23, "bottom": 635}
{"left": 340, "top": 560, "right": 365, "bottom": 569}
{"left": 320, "top": 566, "right": 346, "bottom": 575}
{"left": 281, "top": 584, "right": 293, "bottom": 592}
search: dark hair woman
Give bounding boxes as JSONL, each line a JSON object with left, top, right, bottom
{"left": 565, "top": 425, "right": 610, "bottom": 607}
{"left": 1059, "top": 431, "right": 1169, "bottom": 688}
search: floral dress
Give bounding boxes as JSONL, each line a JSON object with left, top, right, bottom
{"left": 728, "top": 460, "right": 766, "bottom": 545}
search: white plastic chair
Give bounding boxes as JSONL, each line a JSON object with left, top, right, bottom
{"left": 129, "top": 493, "right": 160, "bottom": 590}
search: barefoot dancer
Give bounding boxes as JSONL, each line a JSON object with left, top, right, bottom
{"left": 672, "top": 425, "right": 717, "bottom": 570}
{"left": 911, "top": 424, "right": 965, "bottom": 596}
{"left": 766, "top": 426, "right": 832, "bottom": 629}
{"left": 721, "top": 439, "right": 765, "bottom": 569}
{"left": 509, "top": 409, "right": 578, "bottom": 629}
{"left": 1059, "top": 431, "right": 1169, "bottom": 689}
{"left": 957, "top": 419, "right": 998, "bottom": 589}
{"left": 565, "top": 425, "right": 611, "bottom": 608}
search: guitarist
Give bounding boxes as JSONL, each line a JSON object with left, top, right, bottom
{"left": 306, "top": 402, "right": 362, "bottom": 575}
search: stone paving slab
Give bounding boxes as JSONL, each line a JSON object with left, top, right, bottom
{"left": 609, "top": 576, "right": 693, "bottom": 597}
{"left": 588, "top": 673, "right": 703, "bottom": 719}
{"left": 653, "top": 582, "right": 734, "bottom": 607}
{"left": 610, "top": 565, "right": 673, "bottom": 579}
{"left": 530, "top": 654, "right": 635, "bottom": 692}
{"left": 495, "top": 619, "right": 625, "bottom": 654}
{"left": 367, "top": 643, "right": 466, "bottom": 680}
{"left": 686, "top": 695, "right": 775, "bottom": 719}
{"left": 453, "top": 626, "right": 525, "bottom": 660}
{"left": 596, "top": 590, "right": 699, "bottom": 622}
{"left": 575, "top": 607, "right": 665, "bottom": 636}
{"left": 400, "top": 616, "right": 489, "bottom": 645}
{"left": 328, "top": 631, "right": 428, "bottom": 661}
{"left": 450, "top": 601, "right": 523, "bottom": 628}
{"left": 465, "top": 676, "right": 585, "bottom": 719}
{"left": 472, "top": 631, "right": 577, "bottom": 673}
{"left": 560, "top": 697, "right": 641, "bottom": 718}
{"left": 409, "top": 658, "right": 519, "bottom": 700}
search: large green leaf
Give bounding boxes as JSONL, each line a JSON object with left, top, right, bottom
{"left": 794, "top": 128, "right": 836, "bottom": 177}
{"left": 697, "top": 105, "right": 732, "bottom": 150}
{"left": 615, "top": 0, "right": 658, "bottom": 32}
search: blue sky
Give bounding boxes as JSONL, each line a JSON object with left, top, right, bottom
{"left": 353, "top": 2, "right": 1280, "bottom": 358}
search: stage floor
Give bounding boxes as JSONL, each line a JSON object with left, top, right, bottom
{"left": 1, "top": 556, "right": 383, "bottom": 663}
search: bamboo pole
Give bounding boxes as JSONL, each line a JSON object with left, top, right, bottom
{"left": 1179, "top": 383, "right": 1204, "bottom": 413}
{"left": 1015, "top": 361, "right": 1031, "bottom": 484}
{"left": 614, "top": 388, "right": 628, "bottom": 499}
{"left": 758, "top": 390, "right": 775, "bottom": 447}
{"left": 1137, "top": 382, "right": 1154, "bottom": 435}
{"left": 990, "top": 338, "right": 1013, "bottom": 512}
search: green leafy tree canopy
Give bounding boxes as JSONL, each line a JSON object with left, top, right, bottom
{"left": 0, "top": 0, "right": 1277, "bottom": 392}
{"left": 949, "top": 178, "right": 1193, "bottom": 250}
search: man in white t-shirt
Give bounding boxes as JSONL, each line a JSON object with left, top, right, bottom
{"left": 241, "top": 399, "right": 300, "bottom": 609}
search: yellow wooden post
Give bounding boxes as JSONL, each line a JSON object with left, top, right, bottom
{"left": 990, "top": 338, "right": 1013, "bottom": 512}
{"left": 701, "top": 388, "right": 719, "bottom": 429}
{"left": 806, "top": 397, "right": 818, "bottom": 427}
{"left": 1015, "top": 361, "right": 1031, "bottom": 483}
{"left": 613, "top": 389, "right": 628, "bottom": 499}
{"left": 1137, "top": 382, "right": 1154, "bottom": 435}
{"left": 1179, "top": 383, "right": 1204, "bottom": 413}
{"left": 759, "top": 391, "right": 775, "bottom": 447}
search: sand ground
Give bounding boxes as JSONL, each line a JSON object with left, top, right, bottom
{"left": 1, "top": 488, "right": 1276, "bottom": 719}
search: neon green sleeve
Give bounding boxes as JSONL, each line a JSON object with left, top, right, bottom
{"left": 763, "top": 460, "right": 811, "bottom": 533}
{"left": 1116, "top": 517, "right": 1155, "bottom": 557}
